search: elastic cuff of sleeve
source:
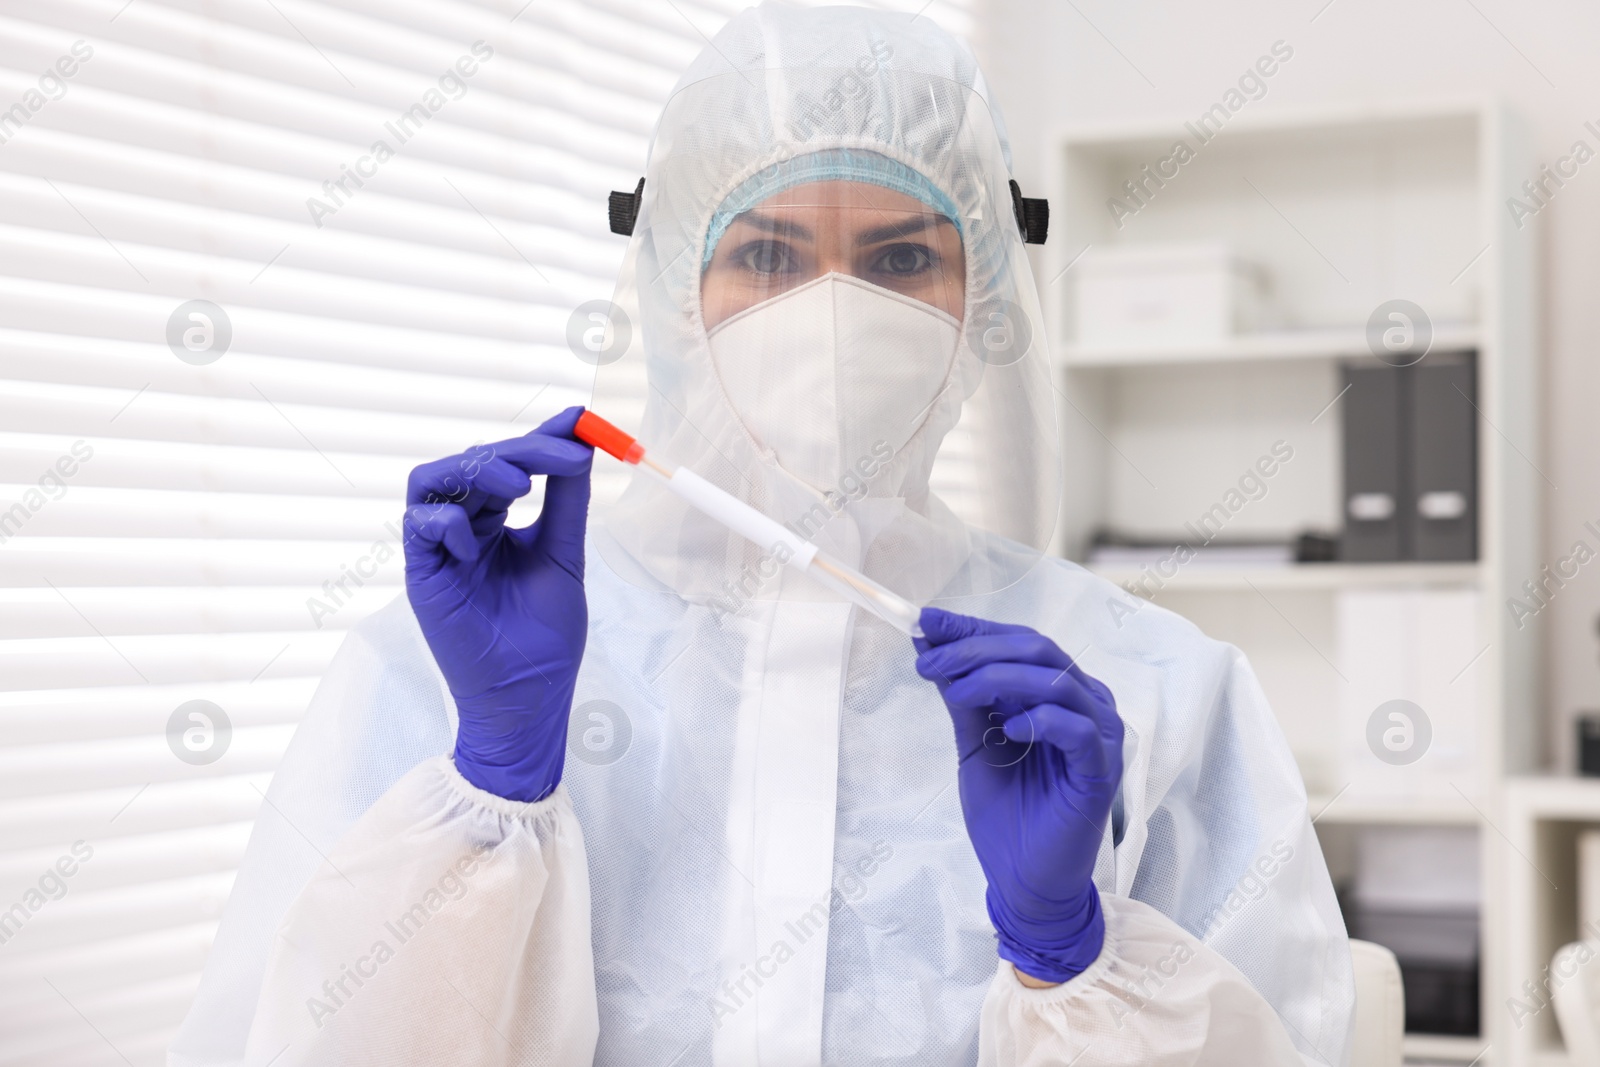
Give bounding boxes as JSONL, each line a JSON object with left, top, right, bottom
{"left": 993, "top": 931, "right": 1118, "bottom": 1005}
{"left": 990, "top": 885, "right": 1106, "bottom": 984}
{"left": 440, "top": 755, "right": 568, "bottom": 821}
{"left": 994, "top": 896, "right": 1120, "bottom": 1002}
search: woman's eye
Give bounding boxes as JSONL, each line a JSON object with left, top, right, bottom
{"left": 734, "top": 240, "right": 797, "bottom": 276}
{"left": 873, "top": 243, "right": 935, "bottom": 277}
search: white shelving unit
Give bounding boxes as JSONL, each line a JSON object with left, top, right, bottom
{"left": 1045, "top": 100, "right": 1540, "bottom": 1064}
{"left": 1501, "top": 778, "right": 1600, "bottom": 1067}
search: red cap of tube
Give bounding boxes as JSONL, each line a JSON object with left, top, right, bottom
{"left": 574, "top": 410, "right": 644, "bottom": 464}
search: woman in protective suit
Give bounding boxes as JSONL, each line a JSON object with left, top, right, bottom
{"left": 170, "top": 5, "right": 1354, "bottom": 1066}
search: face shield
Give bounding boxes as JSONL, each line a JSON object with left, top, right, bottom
{"left": 589, "top": 59, "right": 1060, "bottom": 611}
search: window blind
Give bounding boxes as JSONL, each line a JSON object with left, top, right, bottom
{"left": 0, "top": 1, "right": 973, "bottom": 1063}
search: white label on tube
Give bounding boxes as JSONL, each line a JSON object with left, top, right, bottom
{"left": 667, "top": 468, "right": 819, "bottom": 570}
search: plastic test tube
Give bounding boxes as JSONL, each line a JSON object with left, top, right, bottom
{"left": 574, "top": 411, "right": 925, "bottom": 638}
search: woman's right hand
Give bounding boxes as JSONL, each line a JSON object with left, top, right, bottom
{"left": 402, "top": 406, "right": 594, "bottom": 803}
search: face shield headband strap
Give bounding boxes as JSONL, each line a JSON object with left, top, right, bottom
{"left": 609, "top": 177, "right": 645, "bottom": 236}
{"left": 607, "top": 168, "right": 1048, "bottom": 246}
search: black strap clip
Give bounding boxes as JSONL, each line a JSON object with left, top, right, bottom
{"left": 608, "top": 178, "right": 645, "bottom": 236}
{"left": 1009, "top": 179, "right": 1049, "bottom": 245}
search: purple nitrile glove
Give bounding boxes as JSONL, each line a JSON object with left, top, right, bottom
{"left": 402, "top": 406, "right": 593, "bottom": 803}
{"left": 914, "top": 607, "right": 1125, "bottom": 984}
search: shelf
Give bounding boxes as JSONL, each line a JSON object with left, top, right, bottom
{"left": 1404, "top": 1033, "right": 1489, "bottom": 1063}
{"left": 1507, "top": 776, "right": 1600, "bottom": 818}
{"left": 1061, "top": 322, "right": 1481, "bottom": 368}
{"left": 1309, "top": 793, "right": 1482, "bottom": 826}
{"left": 1087, "top": 561, "right": 1481, "bottom": 594}
{"left": 1056, "top": 96, "right": 1491, "bottom": 155}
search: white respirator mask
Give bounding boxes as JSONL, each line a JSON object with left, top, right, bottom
{"left": 706, "top": 271, "right": 961, "bottom": 496}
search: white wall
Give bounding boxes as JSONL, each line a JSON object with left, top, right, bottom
{"left": 974, "top": 0, "right": 1600, "bottom": 772}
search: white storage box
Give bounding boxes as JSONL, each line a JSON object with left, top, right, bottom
{"left": 1335, "top": 587, "right": 1480, "bottom": 801}
{"left": 1073, "top": 242, "right": 1269, "bottom": 346}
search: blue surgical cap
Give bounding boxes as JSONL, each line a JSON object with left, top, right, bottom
{"left": 703, "top": 148, "right": 964, "bottom": 269}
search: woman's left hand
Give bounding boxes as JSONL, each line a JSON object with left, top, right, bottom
{"left": 914, "top": 607, "right": 1125, "bottom": 985}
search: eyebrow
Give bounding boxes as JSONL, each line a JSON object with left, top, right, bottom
{"left": 854, "top": 214, "right": 953, "bottom": 246}
{"left": 728, "top": 209, "right": 956, "bottom": 248}
{"left": 729, "top": 211, "right": 814, "bottom": 242}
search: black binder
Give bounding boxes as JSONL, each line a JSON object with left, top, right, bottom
{"left": 1341, "top": 362, "right": 1409, "bottom": 562}
{"left": 1408, "top": 353, "right": 1478, "bottom": 561}
{"left": 1339, "top": 352, "right": 1479, "bottom": 562}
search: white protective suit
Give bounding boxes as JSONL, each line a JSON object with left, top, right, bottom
{"left": 169, "top": 5, "right": 1354, "bottom": 1066}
